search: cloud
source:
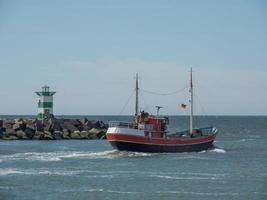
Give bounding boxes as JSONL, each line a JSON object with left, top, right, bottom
{"left": 52, "top": 58, "right": 267, "bottom": 115}
{"left": 0, "top": 57, "right": 266, "bottom": 115}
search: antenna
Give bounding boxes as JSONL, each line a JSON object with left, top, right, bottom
{"left": 155, "top": 106, "right": 163, "bottom": 117}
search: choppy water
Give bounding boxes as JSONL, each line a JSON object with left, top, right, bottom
{"left": 0, "top": 116, "right": 267, "bottom": 200}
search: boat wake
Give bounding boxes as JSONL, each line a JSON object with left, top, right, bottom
{"left": 0, "top": 150, "right": 157, "bottom": 162}
{"left": 0, "top": 168, "right": 81, "bottom": 176}
{"left": 199, "top": 146, "right": 226, "bottom": 154}
{"left": 150, "top": 175, "right": 218, "bottom": 180}
{"left": 210, "top": 148, "right": 226, "bottom": 153}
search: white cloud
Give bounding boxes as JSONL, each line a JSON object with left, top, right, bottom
{"left": 52, "top": 58, "right": 267, "bottom": 115}
{"left": 0, "top": 57, "right": 266, "bottom": 115}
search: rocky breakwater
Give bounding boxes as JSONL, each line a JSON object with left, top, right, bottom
{"left": 0, "top": 118, "right": 107, "bottom": 140}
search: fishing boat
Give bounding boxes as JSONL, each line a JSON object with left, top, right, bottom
{"left": 106, "top": 69, "right": 218, "bottom": 153}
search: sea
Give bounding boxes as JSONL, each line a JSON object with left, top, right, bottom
{"left": 0, "top": 116, "right": 266, "bottom": 200}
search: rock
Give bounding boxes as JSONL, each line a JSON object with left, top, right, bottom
{"left": 61, "top": 123, "right": 78, "bottom": 133}
{"left": 62, "top": 133, "right": 70, "bottom": 139}
{"left": 53, "top": 131, "right": 63, "bottom": 139}
{"left": 95, "top": 121, "right": 106, "bottom": 129}
{"left": 26, "top": 124, "right": 35, "bottom": 131}
{"left": 14, "top": 118, "right": 24, "bottom": 123}
{"left": 62, "top": 129, "right": 70, "bottom": 139}
{"left": 31, "top": 118, "right": 38, "bottom": 124}
{"left": 43, "top": 131, "right": 54, "bottom": 140}
{"left": 87, "top": 128, "right": 100, "bottom": 139}
{"left": 1, "top": 127, "right": 6, "bottom": 134}
{"left": 0, "top": 118, "right": 107, "bottom": 140}
{"left": 79, "top": 118, "right": 88, "bottom": 125}
{"left": 82, "top": 124, "right": 92, "bottom": 131}
{"left": 33, "top": 131, "right": 44, "bottom": 140}
{"left": 82, "top": 120, "right": 95, "bottom": 130}
{"left": 3, "top": 122, "right": 13, "bottom": 130}
{"left": 44, "top": 123, "right": 52, "bottom": 132}
{"left": 79, "top": 131, "right": 88, "bottom": 139}
{"left": 68, "top": 119, "right": 81, "bottom": 126}
{"left": 49, "top": 118, "right": 63, "bottom": 131}
{"left": 76, "top": 125, "right": 84, "bottom": 131}
{"left": 88, "top": 133, "right": 98, "bottom": 140}
{"left": 63, "top": 129, "right": 70, "bottom": 134}
{"left": 51, "top": 122, "right": 62, "bottom": 131}
{"left": 88, "top": 128, "right": 107, "bottom": 139}
{"left": 12, "top": 123, "right": 21, "bottom": 131}
{"left": 35, "top": 121, "right": 44, "bottom": 131}
{"left": 44, "top": 134, "right": 54, "bottom": 140}
{"left": 2, "top": 135, "right": 18, "bottom": 140}
{"left": 24, "top": 125, "right": 35, "bottom": 139}
{"left": 4, "top": 128, "right": 16, "bottom": 135}
{"left": 97, "top": 130, "right": 106, "bottom": 139}
{"left": 88, "top": 128, "right": 102, "bottom": 135}
{"left": 16, "top": 130, "right": 28, "bottom": 139}
{"left": 70, "top": 131, "right": 81, "bottom": 139}
{"left": 2, "top": 128, "right": 18, "bottom": 140}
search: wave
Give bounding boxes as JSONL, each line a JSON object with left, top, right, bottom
{"left": 178, "top": 155, "right": 214, "bottom": 160}
{"left": 237, "top": 138, "right": 257, "bottom": 142}
{"left": 0, "top": 150, "right": 156, "bottom": 162}
{"left": 0, "top": 168, "right": 25, "bottom": 176}
{"left": 62, "top": 188, "right": 139, "bottom": 194}
{"left": 155, "top": 191, "right": 240, "bottom": 196}
{"left": 0, "top": 168, "right": 82, "bottom": 176}
{"left": 150, "top": 175, "right": 219, "bottom": 180}
{"left": 210, "top": 148, "right": 226, "bottom": 153}
{"left": 107, "top": 190, "right": 139, "bottom": 194}
{"left": 61, "top": 188, "right": 243, "bottom": 196}
{"left": 0, "top": 168, "right": 117, "bottom": 178}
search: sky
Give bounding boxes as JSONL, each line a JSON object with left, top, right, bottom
{"left": 0, "top": 0, "right": 266, "bottom": 115}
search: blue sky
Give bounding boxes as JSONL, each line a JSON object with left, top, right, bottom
{"left": 0, "top": 0, "right": 266, "bottom": 115}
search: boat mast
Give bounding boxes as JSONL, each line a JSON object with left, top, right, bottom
{"left": 190, "top": 68, "right": 193, "bottom": 135}
{"left": 135, "top": 73, "right": 139, "bottom": 116}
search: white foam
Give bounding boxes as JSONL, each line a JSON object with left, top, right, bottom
{"left": 0, "top": 150, "right": 112, "bottom": 162}
{"left": 107, "top": 190, "right": 139, "bottom": 194}
{"left": 0, "top": 168, "right": 81, "bottom": 176}
{"left": 151, "top": 175, "right": 217, "bottom": 180}
{"left": 156, "top": 191, "right": 240, "bottom": 196}
{"left": 0, "top": 168, "right": 25, "bottom": 176}
{"left": 211, "top": 148, "right": 226, "bottom": 153}
{"left": 174, "top": 155, "right": 217, "bottom": 160}
{"left": 86, "top": 175, "right": 114, "bottom": 178}
{"left": 63, "top": 188, "right": 139, "bottom": 194}
{"left": 86, "top": 189, "right": 104, "bottom": 192}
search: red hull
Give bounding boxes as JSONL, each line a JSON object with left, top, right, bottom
{"left": 107, "top": 133, "right": 216, "bottom": 153}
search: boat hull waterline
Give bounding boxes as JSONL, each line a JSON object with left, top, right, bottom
{"left": 107, "top": 133, "right": 216, "bottom": 153}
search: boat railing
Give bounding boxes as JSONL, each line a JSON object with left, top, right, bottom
{"left": 168, "top": 126, "right": 217, "bottom": 138}
{"left": 109, "top": 121, "right": 135, "bottom": 128}
{"left": 109, "top": 121, "right": 157, "bottom": 132}
{"left": 199, "top": 127, "right": 218, "bottom": 136}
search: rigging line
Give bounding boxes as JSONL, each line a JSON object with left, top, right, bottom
{"left": 118, "top": 89, "right": 135, "bottom": 115}
{"left": 194, "top": 93, "right": 207, "bottom": 117}
{"left": 141, "top": 85, "right": 188, "bottom": 96}
{"left": 140, "top": 91, "right": 153, "bottom": 114}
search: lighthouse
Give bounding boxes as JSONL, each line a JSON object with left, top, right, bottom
{"left": 35, "top": 86, "right": 56, "bottom": 120}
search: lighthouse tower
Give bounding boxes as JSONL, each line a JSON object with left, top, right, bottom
{"left": 35, "top": 86, "right": 56, "bottom": 120}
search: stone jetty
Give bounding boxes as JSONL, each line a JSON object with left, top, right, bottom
{"left": 0, "top": 118, "right": 107, "bottom": 140}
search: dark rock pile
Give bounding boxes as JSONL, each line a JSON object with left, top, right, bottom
{"left": 0, "top": 118, "right": 107, "bottom": 140}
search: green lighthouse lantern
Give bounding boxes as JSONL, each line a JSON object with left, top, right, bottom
{"left": 35, "top": 86, "right": 56, "bottom": 120}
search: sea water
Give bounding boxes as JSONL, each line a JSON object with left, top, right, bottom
{"left": 0, "top": 116, "right": 266, "bottom": 200}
